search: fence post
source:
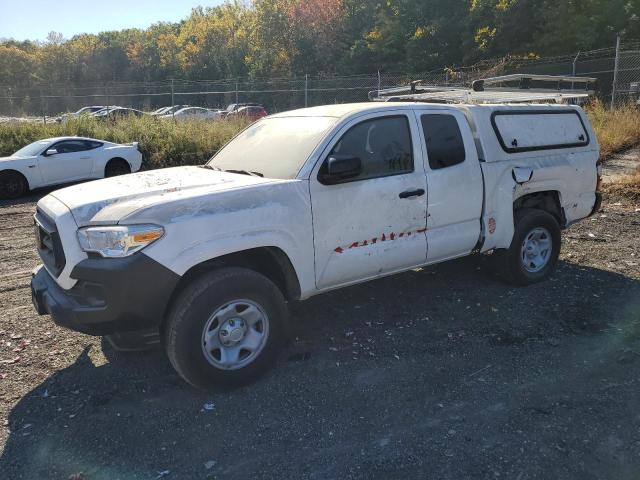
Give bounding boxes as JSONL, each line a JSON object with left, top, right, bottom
{"left": 304, "top": 74, "right": 309, "bottom": 108}
{"left": 40, "top": 89, "right": 45, "bottom": 124}
{"left": 235, "top": 79, "right": 239, "bottom": 104}
{"left": 611, "top": 34, "right": 621, "bottom": 109}
{"left": 570, "top": 51, "right": 581, "bottom": 93}
{"left": 170, "top": 78, "right": 175, "bottom": 107}
{"left": 377, "top": 70, "right": 381, "bottom": 95}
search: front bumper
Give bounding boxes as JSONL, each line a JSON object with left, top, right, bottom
{"left": 31, "top": 254, "right": 180, "bottom": 336}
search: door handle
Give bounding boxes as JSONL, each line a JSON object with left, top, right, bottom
{"left": 399, "top": 188, "right": 425, "bottom": 199}
{"left": 80, "top": 156, "right": 90, "bottom": 160}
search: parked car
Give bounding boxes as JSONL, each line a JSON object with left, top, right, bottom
{"left": 159, "top": 107, "right": 222, "bottom": 120}
{"left": 89, "top": 106, "right": 121, "bottom": 116}
{"left": 150, "top": 105, "right": 191, "bottom": 116}
{"left": 224, "top": 102, "right": 263, "bottom": 115}
{"left": 0, "top": 137, "right": 143, "bottom": 199}
{"left": 30, "top": 102, "right": 601, "bottom": 389}
{"left": 150, "top": 106, "right": 171, "bottom": 115}
{"left": 94, "top": 107, "right": 147, "bottom": 120}
{"left": 226, "top": 105, "right": 268, "bottom": 122}
{"left": 57, "top": 106, "right": 108, "bottom": 123}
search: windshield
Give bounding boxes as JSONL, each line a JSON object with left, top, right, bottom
{"left": 207, "top": 116, "right": 336, "bottom": 179}
{"left": 13, "top": 140, "right": 51, "bottom": 158}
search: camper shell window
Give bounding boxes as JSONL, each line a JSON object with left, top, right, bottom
{"left": 491, "top": 110, "right": 589, "bottom": 153}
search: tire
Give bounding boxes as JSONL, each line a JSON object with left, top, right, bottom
{"left": 163, "top": 267, "right": 287, "bottom": 390}
{"left": 105, "top": 159, "right": 131, "bottom": 177}
{"left": 495, "top": 208, "right": 561, "bottom": 286}
{"left": 0, "top": 170, "right": 28, "bottom": 199}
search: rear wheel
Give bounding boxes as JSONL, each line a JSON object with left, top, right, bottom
{"left": 163, "top": 267, "right": 287, "bottom": 390}
{"left": 105, "top": 159, "right": 131, "bottom": 177}
{"left": 0, "top": 171, "right": 28, "bottom": 199}
{"left": 495, "top": 208, "right": 561, "bottom": 286}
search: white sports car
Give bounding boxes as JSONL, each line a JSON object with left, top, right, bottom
{"left": 0, "top": 137, "right": 143, "bottom": 199}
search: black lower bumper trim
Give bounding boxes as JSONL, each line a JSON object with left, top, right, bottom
{"left": 589, "top": 192, "right": 603, "bottom": 217}
{"left": 31, "top": 254, "right": 180, "bottom": 336}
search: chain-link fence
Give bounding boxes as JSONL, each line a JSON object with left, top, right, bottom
{"left": 611, "top": 39, "right": 640, "bottom": 105}
{"left": 1, "top": 39, "right": 639, "bottom": 121}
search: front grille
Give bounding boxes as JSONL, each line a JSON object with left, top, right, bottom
{"left": 34, "top": 209, "right": 66, "bottom": 276}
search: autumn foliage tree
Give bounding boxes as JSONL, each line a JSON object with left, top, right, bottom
{"left": 0, "top": 0, "right": 638, "bottom": 88}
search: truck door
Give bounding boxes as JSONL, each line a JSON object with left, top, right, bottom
{"left": 415, "top": 110, "right": 484, "bottom": 262}
{"left": 310, "top": 112, "right": 428, "bottom": 289}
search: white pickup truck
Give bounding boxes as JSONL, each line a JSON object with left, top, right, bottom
{"left": 31, "top": 102, "right": 601, "bottom": 389}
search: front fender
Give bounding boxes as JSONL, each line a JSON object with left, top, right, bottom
{"left": 145, "top": 227, "right": 312, "bottom": 294}
{"left": 132, "top": 181, "right": 317, "bottom": 297}
{"left": 0, "top": 161, "right": 40, "bottom": 189}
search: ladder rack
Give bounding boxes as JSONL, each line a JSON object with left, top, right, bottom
{"left": 369, "top": 74, "right": 597, "bottom": 104}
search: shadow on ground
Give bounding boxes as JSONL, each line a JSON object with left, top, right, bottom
{"left": 1, "top": 258, "right": 640, "bottom": 479}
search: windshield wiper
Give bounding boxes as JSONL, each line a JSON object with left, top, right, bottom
{"left": 222, "top": 169, "right": 264, "bottom": 177}
{"left": 200, "top": 165, "right": 264, "bottom": 177}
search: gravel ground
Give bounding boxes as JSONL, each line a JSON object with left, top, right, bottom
{"left": 0, "top": 190, "right": 639, "bottom": 480}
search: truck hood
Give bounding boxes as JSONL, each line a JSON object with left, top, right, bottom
{"left": 49, "top": 166, "right": 277, "bottom": 225}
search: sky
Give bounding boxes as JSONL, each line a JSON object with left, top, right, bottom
{"left": 0, "top": 0, "right": 224, "bottom": 41}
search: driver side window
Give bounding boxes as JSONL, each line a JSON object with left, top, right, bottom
{"left": 327, "top": 116, "right": 413, "bottom": 182}
{"left": 52, "top": 140, "right": 90, "bottom": 154}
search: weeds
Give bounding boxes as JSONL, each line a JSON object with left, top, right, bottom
{"left": 586, "top": 99, "right": 640, "bottom": 160}
{"left": 0, "top": 116, "right": 248, "bottom": 169}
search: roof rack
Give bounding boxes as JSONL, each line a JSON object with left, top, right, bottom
{"left": 369, "top": 74, "right": 597, "bottom": 104}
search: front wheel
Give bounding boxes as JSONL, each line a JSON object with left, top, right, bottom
{"left": 0, "top": 171, "right": 28, "bottom": 199}
{"left": 495, "top": 208, "right": 561, "bottom": 286}
{"left": 163, "top": 267, "right": 287, "bottom": 390}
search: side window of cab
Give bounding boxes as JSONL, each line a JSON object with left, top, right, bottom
{"left": 319, "top": 116, "right": 413, "bottom": 184}
{"left": 420, "top": 114, "right": 466, "bottom": 170}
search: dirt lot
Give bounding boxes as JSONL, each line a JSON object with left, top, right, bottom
{"left": 0, "top": 189, "right": 639, "bottom": 479}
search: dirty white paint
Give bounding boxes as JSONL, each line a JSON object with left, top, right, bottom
{"left": 0, "top": 137, "right": 142, "bottom": 190}
{"left": 308, "top": 109, "right": 428, "bottom": 289}
{"left": 37, "top": 194, "right": 86, "bottom": 290}
{"left": 37, "top": 102, "right": 599, "bottom": 300}
{"left": 412, "top": 107, "right": 484, "bottom": 263}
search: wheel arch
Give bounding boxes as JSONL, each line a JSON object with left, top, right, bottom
{"left": 104, "top": 157, "right": 131, "bottom": 175}
{"left": 513, "top": 190, "right": 565, "bottom": 227}
{"left": 163, "top": 246, "right": 302, "bottom": 319}
{"left": 0, "top": 168, "right": 30, "bottom": 190}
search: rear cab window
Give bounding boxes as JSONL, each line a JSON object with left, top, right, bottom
{"left": 491, "top": 110, "right": 589, "bottom": 153}
{"left": 420, "top": 114, "right": 466, "bottom": 170}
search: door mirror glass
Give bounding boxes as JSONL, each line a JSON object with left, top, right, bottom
{"left": 319, "top": 154, "right": 362, "bottom": 184}
{"left": 45, "top": 148, "right": 58, "bottom": 156}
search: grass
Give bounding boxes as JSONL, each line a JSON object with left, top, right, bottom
{"left": 586, "top": 99, "right": 640, "bottom": 160}
{"left": 0, "top": 115, "right": 248, "bottom": 169}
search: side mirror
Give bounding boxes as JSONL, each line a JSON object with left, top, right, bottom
{"left": 45, "top": 148, "right": 58, "bottom": 156}
{"left": 319, "top": 154, "right": 362, "bottom": 185}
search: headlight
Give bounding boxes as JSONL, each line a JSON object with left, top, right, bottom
{"left": 77, "top": 224, "right": 164, "bottom": 258}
